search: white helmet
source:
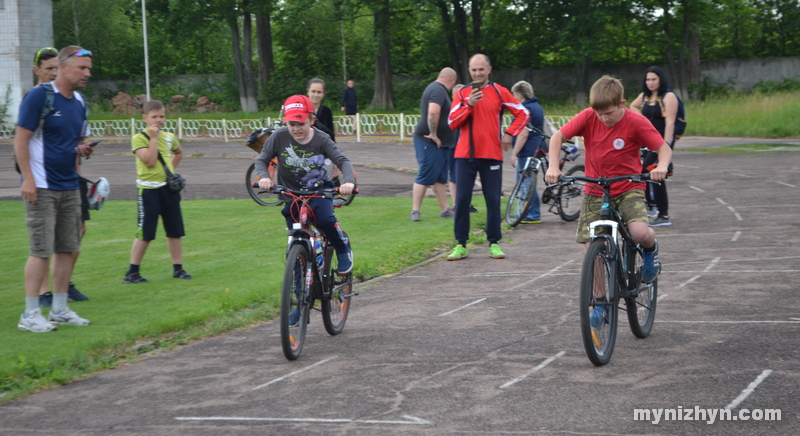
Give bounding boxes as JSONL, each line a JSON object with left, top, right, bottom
{"left": 87, "top": 177, "right": 110, "bottom": 210}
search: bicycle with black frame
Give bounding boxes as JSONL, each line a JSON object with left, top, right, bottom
{"left": 505, "top": 125, "right": 585, "bottom": 226}
{"left": 253, "top": 182, "right": 357, "bottom": 360}
{"left": 554, "top": 172, "right": 663, "bottom": 366}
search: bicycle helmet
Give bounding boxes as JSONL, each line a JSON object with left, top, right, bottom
{"left": 87, "top": 177, "right": 110, "bottom": 210}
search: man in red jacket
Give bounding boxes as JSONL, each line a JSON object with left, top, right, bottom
{"left": 447, "top": 54, "right": 529, "bottom": 260}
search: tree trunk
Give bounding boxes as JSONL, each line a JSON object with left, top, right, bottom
{"left": 437, "top": 1, "right": 463, "bottom": 83}
{"left": 573, "top": 55, "right": 591, "bottom": 107}
{"left": 681, "top": 0, "right": 701, "bottom": 100}
{"left": 471, "top": 0, "right": 483, "bottom": 54}
{"left": 256, "top": 11, "right": 274, "bottom": 92}
{"left": 369, "top": 0, "right": 394, "bottom": 110}
{"left": 242, "top": 9, "right": 258, "bottom": 112}
{"left": 229, "top": 17, "right": 248, "bottom": 112}
{"left": 660, "top": 0, "right": 680, "bottom": 95}
{"left": 452, "top": 0, "right": 471, "bottom": 82}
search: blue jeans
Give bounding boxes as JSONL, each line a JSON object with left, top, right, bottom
{"left": 516, "top": 156, "right": 541, "bottom": 221}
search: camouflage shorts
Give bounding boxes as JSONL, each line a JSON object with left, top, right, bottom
{"left": 575, "top": 189, "right": 648, "bottom": 243}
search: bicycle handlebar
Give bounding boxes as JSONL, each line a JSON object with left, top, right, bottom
{"left": 557, "top": 173, "right": 660, "bottom": 186}
{"left": 251, "top": 182, "right": 359, "bottom": 199}
{"left": 526, "top": 124, "right": 575, "bottom": 145}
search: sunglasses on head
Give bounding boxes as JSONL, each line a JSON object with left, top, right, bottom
{"left": 34, "top": 47, "right": 57, "bottom": 66}
{"left": 66, "top": 49, "right": 93, "bottom": 59}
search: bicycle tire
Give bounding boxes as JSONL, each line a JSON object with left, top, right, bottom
{"left": 624, "top": 244, "right": 657, "bottom": 338}
{"left": 246, "top": 162, "right": 284, "bottom": 206}
{"left": 580, "top": 239, "right": 618, "bottom": 366}
{"left": 281, "top": 244, "right": 311, "bottom": 360}
{"left": 505, "top": 167, "right": 537, "bottom": 227}
{"left": 557, "top": 164, "right": 585, "bottom": 222}
{"left": 321, "top": 242, "right": 353, "bottom": 335}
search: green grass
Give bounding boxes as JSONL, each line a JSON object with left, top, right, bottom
{"left": 0, "top": 197, "right": 484, "bottom": 402}
{"left": 680, "top": 143, "right": 800, "bottom": 154}
{"left": 685, "top": 91, "right": 800, "bottom": 138}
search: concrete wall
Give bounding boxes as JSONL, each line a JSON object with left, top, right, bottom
{"left": 0, "top": 0, "right": 54, "bottom": 122}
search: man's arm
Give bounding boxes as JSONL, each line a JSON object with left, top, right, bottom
{"left": 424, "top": 101, "right": 443, "bottom": 147}
{"left": 13, "top": 126, "right": 38, "bottom": 205}
{"left": 447, "top": 88, "right": 473, "bottom": 130}
{"left": 501, "top": 89, "right": 529, "bottom": 152}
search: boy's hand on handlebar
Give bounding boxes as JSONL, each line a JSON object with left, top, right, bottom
{"left": 338, "top": 182, "right": 355, "bottom": 195}
{"left": 649, "top": 164, "right": 669, "bottom": 182}
{"left": 544, "top": 166, "right": 562, "bottom": 185}
{"left": 258, "top": 177, "right": 273, "bottom": 190}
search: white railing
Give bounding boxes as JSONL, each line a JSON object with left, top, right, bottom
{"left": 1, "top": 114, "right": 575, "bottom": 143}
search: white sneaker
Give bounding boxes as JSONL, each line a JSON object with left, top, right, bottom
{"left": 48, "top": 308, "right": 91, "bottom": 326}
{"left": 646, "top": 205, "right": 658, "bottom": 218}
{"left": 18, "top": 308, "right": 57, "bottom": 332}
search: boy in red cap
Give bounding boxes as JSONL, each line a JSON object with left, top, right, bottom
{"left": 255, "top": 95, "right": 357, "bottom": 274}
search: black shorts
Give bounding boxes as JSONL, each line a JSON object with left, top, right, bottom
{"left": 136, "top": 186, "right": 185, "bottom": 241}
{"left": 79, "top": 178, "right": 90, "bottom": 222}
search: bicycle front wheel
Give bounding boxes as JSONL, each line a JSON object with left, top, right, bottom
{"left": 281, "top": 245, "right": 311, "bottom": 360}
{"left": 246, "top": 161, "right": 283, "bottom": 206}
{"left": 557, "top": 164, "right": 584, "bottom": 222}
{"left": 321, "top": 243, "right": 353, "bottom": 335}
{"left": 505, "top": 168, "right": 537, "bottom": 227}
{"left": 580, "top": 239, "right": 618, "bottom": 366}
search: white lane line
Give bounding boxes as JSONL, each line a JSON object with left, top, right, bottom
{"left": 790, "top": 318, "right": 800, "bottom": 321}
{"left": 657, "top": 293, "right": 668, "bottom": 302}
{"left": 439, "top": 298, "right": 487, "bottom": 316}
{"left": 252, "top": 356, "right": 337, "bottom": 390}
{"left": 661, "top": 321, "right": 800, "bottom": 324}
{"left": 734, "top": 213, "right": 743, "bottom": 221}
{"left": 725, "top": 370, "right": 773, "bottom": 410}
{"left": 503, "top": 260, "right": 575, "bottom": 293}
{"left": 727, "top": 206, "right": 743, "bottom": 221}
{"left": 731, "top": 231, "right": 741, "bottom": 242}
{"left": 732, "top": 173, "right": 753, "bottom": 178}
{"left": 704, "top": 257, "right": 721, "bottom": 272}
{"left": 499, "top": 351, "right": 566, "bottom": 389}
{"left": 688, "top": 185, "right": 705, "bottom": 192}
{"left": 716, "top": 198, "right": 727, "bottom": 205}
{"left": 676, "top": 276, "right": 700, "bottom": 289}
{"left": 727, "top": 206, "right": 736, "bottom": 213}
{"left": 777, "top": 181, "right": 796, "bottom": 188}
{"left": 175, "top": 415, "right": 433, "bottom": 425}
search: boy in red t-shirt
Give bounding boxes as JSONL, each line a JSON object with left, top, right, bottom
{"left": 545, "top": 76, "right": 671, "bottom": 285}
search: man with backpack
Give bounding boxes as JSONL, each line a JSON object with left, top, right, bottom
{"left": 14, "top": 46, "right": 95, "bottom": 332}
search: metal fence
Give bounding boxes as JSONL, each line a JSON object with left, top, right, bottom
{"left": 1, "top": 114, "right": 575, "bottom": 142}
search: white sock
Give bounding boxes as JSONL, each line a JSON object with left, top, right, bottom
{"left": 52, "top": 292, "right": 68, "bottom": 312}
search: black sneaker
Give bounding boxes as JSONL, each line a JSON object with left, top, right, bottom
{"left": 173, "top": 269, "right": 192, "bottom": 279}
{"left": 122, "top": 273, "right": 149, "bottom": 284}
{"left": 67, "top": 282, "right": 89, "bottom": 302}
{"left": 38, "top": 291, "right": 53, "bottom": 308}
{"left": 468, "top": 204, "right": 478, "bottom": 213}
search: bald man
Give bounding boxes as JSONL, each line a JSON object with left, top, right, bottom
{"left": 410, "top": 67, "right": 458, "bottom": 221}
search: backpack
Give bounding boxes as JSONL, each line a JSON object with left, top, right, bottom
{"left": 660, "top": 88, "right": 686, "bottom": 138}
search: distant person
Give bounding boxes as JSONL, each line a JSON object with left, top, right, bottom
{"left": 630, "top": 66, "right": 678, "bottom": 227}
{"left": 28, "top": 47, "right": 91, "bottom": 307}
{"left": 410, "top": 67, "right": 457, "bottom": 221}
{"left": 123, "top": 100, "right": 191, "bottom": 284}
{"left": 544, "top": 75, "right": 670, "bottom": 297}
{"left": 15, "top": 46, "right": 95, "bottom": 332}
{"left": 510, "top": 80, "right": 545, "bottom": 224}
{"left": 447, "top": 54, "right": 529, "bottom": 260}
{"left": 340, "top": 79, "right": 358, "bottom": 115}
{"left": 307, "top": 77, "right": 336, "bottom": 141}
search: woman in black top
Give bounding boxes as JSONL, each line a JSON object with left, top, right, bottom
{"left": 307, "top": 78, "right": 336, "bottom": 142}
{"left": 631, "top": 66, "right": 678, "bottom": 227}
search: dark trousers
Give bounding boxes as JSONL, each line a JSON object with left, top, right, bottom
{"left": 454, "top": 158, "right": 503, "bottom": 245}
{"left": 641, "top": 138, "right": 675, "bottom": 217}
{"left": 282, "top": 197, "right": 350, "bottom": 253}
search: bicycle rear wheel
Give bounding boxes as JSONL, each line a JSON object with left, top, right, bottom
{"left": 321, "top": 243, "right": 353, "bottom": 335}
{"left": 557, "top": 164, "right": 585, "bottom": 222}
{"left": 505, "top": 168, "right": 537, "bottom": 227}
{"left": 281, "top": 244, "right": 311, "bottom": 360}
{"left": 246, "top": 161, "right": 284, "bottom": 206}
{"left": 580, "top": 239, "right": 618, "bottom": 366}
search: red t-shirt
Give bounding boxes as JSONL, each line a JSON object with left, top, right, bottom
{"left": 561, "top": 107, "right": 665, "bottom": 197}
{"left": 448, "top": 82, "right": 529, "bottom": 161}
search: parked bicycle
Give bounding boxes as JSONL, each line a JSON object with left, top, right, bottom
{"left": 244, "top": 123, "right": 357, "bottom": 207}
{"left": 554, "top": 173, "right": 661, "bottom": 366}
{"left": 505, "top": 125, "right": 585, "bottom": 226}
{"left": 254, "top": 183, "right": 357, "bottom": 360}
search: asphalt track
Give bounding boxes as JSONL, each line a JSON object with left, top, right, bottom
{"left": 0, "top": 137, "right": 798, "bottom": 435}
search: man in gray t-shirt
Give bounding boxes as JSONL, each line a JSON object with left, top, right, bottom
{"left": 410, "top": 67, "right": 457, "bottom": 221}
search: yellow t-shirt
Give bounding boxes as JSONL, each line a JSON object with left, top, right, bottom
{"left": 132, "top": 131, "right": 179, "bottom": 189}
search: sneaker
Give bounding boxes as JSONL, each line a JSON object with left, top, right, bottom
{"left": 439, "top": 209, "right": 455, "bottom": 218}
{"left": 489, "top": 244, "right": 506, "bottom": 259}
{"left": 337, "top": 249, "right": 353, "bottom": 274}
{"left": 650, "top": 216, "right": 671, "bottom": 227}
{"left": 641, "top": 241, "right": 661, "bottom": 283}
{"left": 646, "top": 205, "right": 658, "bottom": 218}
{"left": 288, "top": 307, "right": 300, "bottom": 326}
{"left": 18, "top": 308, "right": 57, "bottom": 332}
{"left": 47, "top": 308, "right": 91, "bottom": 326}
{"left": 520, "top": 219, "right": 542, "bottom": 224}
{"left": 67, "top": 282, "right": 89, "bottom": 302}
{"left": 446, "top": 245, "right": 468, "bottom": 261}
{"left": 173, "top": 269, "right": 192, "bottom": 279}
{"left": 468, "top": 204, "right": 478, "bottom": 213}
{"left": 122, "top": 273, "right": 149, "bottom": 284}
{"left": 590, "top": 305, "right": 607, "bottom": 328}
{"left": 410, "top": 210, "right": 421, "bottom": 222}
{"left": 38, "top": 291, "right": 53, "bottom": 308}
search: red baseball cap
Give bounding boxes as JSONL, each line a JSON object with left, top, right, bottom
{"left": 282, "top": 95, "right": 315, "bottom": 123}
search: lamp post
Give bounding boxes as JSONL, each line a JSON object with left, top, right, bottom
{"left": 141, "top": 0, "right": 151, "bottom": 101}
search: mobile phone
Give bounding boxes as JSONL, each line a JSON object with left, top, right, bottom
{"left": 88, "top": 140, "right": 103, "bottom": 147}
{"left": 471, "top": 82, "right": 481, "bottom": 89}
